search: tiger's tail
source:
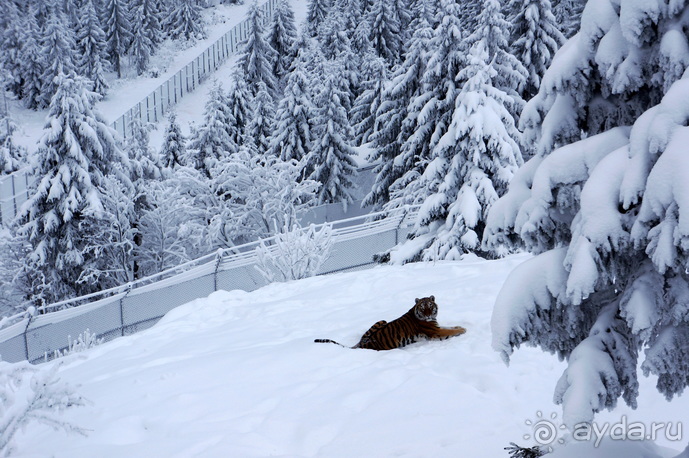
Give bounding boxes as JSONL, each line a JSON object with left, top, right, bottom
{"left": 314, "top": 339, "right": 347, "bottom": 347}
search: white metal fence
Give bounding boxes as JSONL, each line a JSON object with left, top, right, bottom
{"left": 0, "top": 0, "right": 279, "bottom": 227}
{"left": 0, "top": 168, "right": 31, "bottom": 227}
{"left": 0, "top": 207, "right": 418, "bottom": 363}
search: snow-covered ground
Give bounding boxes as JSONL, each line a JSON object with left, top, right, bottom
{"left": 9, "top": 254, "right": 688, "bottom": 457}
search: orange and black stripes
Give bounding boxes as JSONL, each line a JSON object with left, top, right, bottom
{"left": 314, "top": 297, "right": 467, "bottom": 351}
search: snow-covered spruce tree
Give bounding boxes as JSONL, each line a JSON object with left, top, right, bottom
{"left": 393, "top": 0, "right": 413, "bottom": 50}
{"left": 0, "top": 227, "right": 33, "bottom": 315}
{"left": 486, "top": 0, "right": 689, "bottom": 428}
{"left": 246, "top": 81, "right": 275, "bottom": 154}
{"left": 552, "top": 0, "right": 585, "bottom": 39}
{"left": 267, "top": 0, "right": 297, "bottom": 87}
{"left": 367, "top": 0, "right": 402, "bottom": 68}
{"left": 0, "top": 115, "right": 25, "bottom": 174}
{"left": 159, "top": 110, "right": 186, "bottom": 170}
{"left": 304, "top": 0, "right": 332, "bottom": 38}
{"left": 16, "top": 72, "right": 130, "bottom": 306}
{"left": 165, "top": 0, "right": 206, "bottom": 41}
{"left": 103, "top": 0, "right": 133, "bottom": 78}
{"left": 75, "top": 0, "right": 109, "bottom": 96}
{"left": 211, "top": 143, "right": 320, "bottom": 243}
{"left": 39, "top": 8, "right": 77, "bottom": 108}
{"left": 464, "top": 0, "right": 527, "bottom": 122}
{"left": 19, "top": 12, "right": 44, "bottom": 110}
{"left": 335, "top": 0, "right": 363, "bottom": 42}
{"left": 507, "top": 0, "right": 564, "bottom": 102}
{"left": 0, "top": 0, "right": 24, "bottom": 98}
{"left": 308, "top": 64, "right": 358, "bottom": 210}
{"left": 314, "top": 7, "right": 359, "bottom": 109}
{"left": 317, "top": 7, "right": 351, "bottom": 61}
{"left": 392, "top": 41, "right": 522, "bottom": 262}
{"left": 33, "top": 0, "right": 53, "bottom": 29}
{"left": 238, "top": 1, "right": 278, "bottom": 98}
{"left": 227, "top": 69, "right": 253, "bottom": 145}
{"left": 267, "top": 50, "right": 314, "bottom": 166}
{"left": 363, "top": 0, "right": 434, "bottom": 209}
{"left": 380, "top": 0, "right": 465, "bottom": 211}
{"left": 126, "top": 115, "right": 162, "bottom": 185}
{"left": 129, "top": 0, "right": 163, "bottom": 75}
{"left": 186, "top": 81, "right": 236, "bottom": 178}
{"left": 351, "top": 55, "right": 388, "bottom": 145}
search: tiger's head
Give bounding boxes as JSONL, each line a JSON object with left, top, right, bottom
{"left": 413, "top": 296, "right": 438, "bottom": 321}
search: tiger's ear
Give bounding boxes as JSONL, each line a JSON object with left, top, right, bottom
{"left": 430, "top": 295, "right": 435, "bottom": 301}
{"left": 415, "top": 298, "right": 420, "bottom": 303}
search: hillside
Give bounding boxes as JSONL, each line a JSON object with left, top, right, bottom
{"left": 8, "top": 255, "right": 687, "bottom": 457}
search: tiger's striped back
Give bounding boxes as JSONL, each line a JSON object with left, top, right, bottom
{"left": 315, "top": 296, "right": 466, "bottom": 350}
{"left": 354, "top": 296, "right": 446, "bottom": 350}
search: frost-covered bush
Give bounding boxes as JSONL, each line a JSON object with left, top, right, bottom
{"left": 50, "top": 329, "right": 104, "bottom": 360}
{"left": 254, "top": 222, "right": 333, "bottom": 283}
{"left": 487, "top": 0, "right": 689, "bottom": 428}
{"left": 0, "top": 361, "right": 88, "bottom": 456}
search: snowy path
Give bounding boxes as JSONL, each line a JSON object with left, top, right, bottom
{"left": 12, "top": 255, "right": 686, "bottom": 457}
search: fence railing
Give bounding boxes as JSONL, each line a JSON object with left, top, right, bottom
{"left": 111, "top": 0, "right": 278, "bottom": 139}
{"left": 0, "top": 206, "right": 419, "bottom": 363}
{"left": 0, "top": 167, "right": 32, "bottom": 227}
{"left": 0, "top": 0, "right": 279, "bottom": 227}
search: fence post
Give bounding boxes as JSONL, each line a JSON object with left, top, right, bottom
{"left": 119, "top": 283, "right": 132, "bottom": 336}
{"left": 395, "top": 206, "right": 411, "bottom": 246}
{"left": 214, "top": 248, "right": 224, "bottom": 292}
{"left": 23, "top": 307, "right": 35, "bottom": 361}
{"left": 11, "top": 173, "right": 17, "bottom": 218}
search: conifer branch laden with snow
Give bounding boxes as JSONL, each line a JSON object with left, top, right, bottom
{"left": 487, "top": 0, "right": 689, "bottom": 427}
{"left": 0, "top": 361, "right": 89, "bottom": 457}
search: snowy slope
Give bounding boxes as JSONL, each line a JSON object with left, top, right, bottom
{"left": 10, "top": 255, "right": 687, "bottom": 457}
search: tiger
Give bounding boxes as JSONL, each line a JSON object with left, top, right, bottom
{"left": 314, "top": 296, "right": 466, "bottom": 350}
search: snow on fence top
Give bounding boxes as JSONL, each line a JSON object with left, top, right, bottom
{"left": 0, "top": 206, "right": 419, "bottom": 363}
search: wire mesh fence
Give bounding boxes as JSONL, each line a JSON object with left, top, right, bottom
{"left": 0, "top": 206, "right": 419, "bottom": 363}
{"left": 0, "top": 168, "right": 32, "bottom": 227}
